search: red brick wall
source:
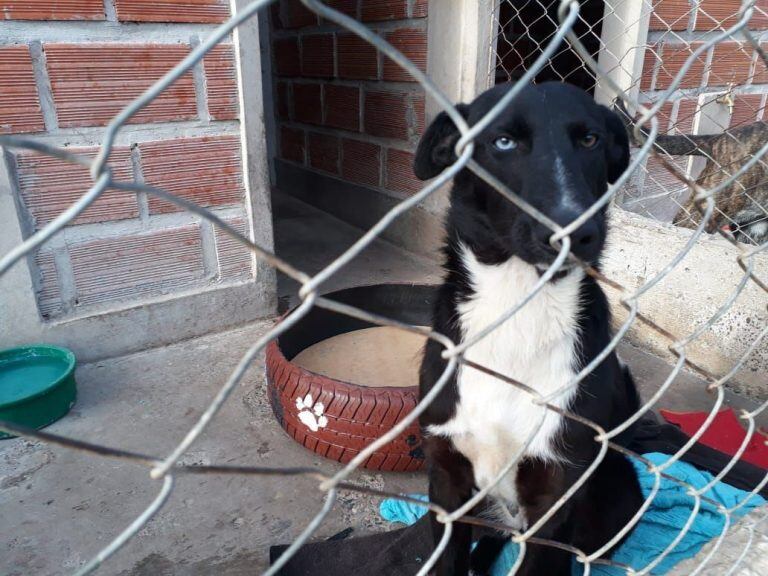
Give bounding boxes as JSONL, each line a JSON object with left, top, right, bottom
{"left": 635, "top": 0, "right": 768, "bottom": 213}
{"left": 643, "top": 1, "right": 768, "bottom": 131}
{"left": 113, "top": 0, "right": 230, "bottom": 23}
{"left": 0, "top": 2, "right": 254, "bottom": 320}
{"left": 0, "top": 45, "right": 46, "bottom": 133}
{"left": 0, "top": 1, "right": 106, "bottom": 21}
{"left": 270, "top": 0, "right": 427, "bottom": 199}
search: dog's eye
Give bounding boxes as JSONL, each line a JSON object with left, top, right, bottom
{"left": 493, "top": 136, "right": 518, "bottom": 151}
{"left": 580, "top": 134, "right": 599, "bottom": 148}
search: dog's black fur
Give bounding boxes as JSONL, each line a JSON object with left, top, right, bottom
{"left": 415, "top": 82, "right": 644, "bottom": 575}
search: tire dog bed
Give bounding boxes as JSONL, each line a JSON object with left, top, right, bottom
{"left": 266, "top": 284, "right": 436, "bottom": 472}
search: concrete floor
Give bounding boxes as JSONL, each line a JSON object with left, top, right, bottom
{"left": 2, "top": 194, "right": 765, "bottom": 575}
{"left": 272, "top": 193, "right": 441, "bottom": 309}
{"left": 1, "top": 320, "right": 425, "bottom": 576}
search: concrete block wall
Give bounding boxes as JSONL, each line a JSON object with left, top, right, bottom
{"left": 270, "top": 0, "right": 428, "bottom": 200}
{"left": 0, "top": 0, "right": 258, "bottom": 321}
{"left": 631, "top": 0, "right": 768, "bottom": 218}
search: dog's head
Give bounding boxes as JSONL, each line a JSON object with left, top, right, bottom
{"left": 414, "top": 82, "right": 629, "bottom": 267}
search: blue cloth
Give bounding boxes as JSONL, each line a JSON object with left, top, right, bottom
{"left": 378, "top": 453, "right": 765, "bottom": 575}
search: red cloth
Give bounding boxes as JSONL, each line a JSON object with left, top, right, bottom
{"left": 660, "top": 408, "right": 768, "bottom": 470}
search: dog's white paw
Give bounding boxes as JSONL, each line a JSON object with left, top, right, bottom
{"left": 295, "top": 393, "right": 328, "bottom": 432}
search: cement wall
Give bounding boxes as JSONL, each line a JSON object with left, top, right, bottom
{"left": 603, "top": 207, "right": 767, "bottom": 398}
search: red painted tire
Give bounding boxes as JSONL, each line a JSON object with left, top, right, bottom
{"left": 265, "top": 284, "right": 435, "bottom": 472}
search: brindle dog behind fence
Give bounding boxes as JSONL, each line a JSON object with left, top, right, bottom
{"left": 617, "top": 102, "right": 768, "bottom": 245}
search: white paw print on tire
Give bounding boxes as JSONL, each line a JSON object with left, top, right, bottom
{"left": 295, "top": 393, "right": 328, "bottom": 432}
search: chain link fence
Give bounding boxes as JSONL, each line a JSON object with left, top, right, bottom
{"left": 1, "top": 0, "right": 767, "bottom": 574}
{"left": 492, "top": 0, "right": 768, "bottom": 246}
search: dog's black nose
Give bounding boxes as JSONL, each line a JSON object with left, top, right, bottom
{"left": 533, "top": 210, "right": 603, "bottom": 263}
{"left": 569, "top": 217, "right": 601, "bottom": 261}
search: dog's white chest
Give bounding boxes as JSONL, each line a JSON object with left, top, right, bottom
{"left": 428, "top": 248, "right": 582, "bottom": 505}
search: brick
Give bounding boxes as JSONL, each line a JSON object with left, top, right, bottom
{"left": 325, "top": 0, "right": 357, "bottom": 17}
{"left": 337, "top": 34, "right": 378, "bottom": 80}
{"left": 45, "top": 43, "right": 196, "bottom": 127}
{"left": 15, "top": 146, "right": 136, "bottom": 227}
{"left": 653, "top": 101, "right": 674, "bottom": 133}
{"left": 214, "top": 216, "right": 253, "bottom": 280}
{"left": 281, "top": 125, "right": 305, "bottom": 163}
{"left": 730, "top": 94, "right": 764, "bottom": 127}
{"left": 639, "top": 45, "right": 661, "bottom": 90}
{"left": 754, "top": 43, "right": 768, "bottom": 83}
{"left": 276, "top": 81, "right": 291, "bottom": 120}
{"left": 649, "top": 0, "right": 692, "bottom": 31}
{"left": 0, "top": 45, "right": 45, "bottom": 134}
{"left": 708, "top": 42, "right": 753, "bottom": 86}
{"left": 1, "top": 0, "right": 104, "bottom": 20}
{"left": 203, "top": 44, "right": 238, "bottom": 121}
{"left": 308, "top": 132, "right": 339, "bottom": 174}
{"left": 412, "top": 0, "right": 427, "bottom": 18}
{"left": 69, "top": 225, "right": 205, "bottom": 307}
{"left": 324, "top": 84, "right": 360, "bottom": 131}
{"left": 654, "top": 43, "right": 706, "bottom": 89}
{"left": 341, "top": 138, "right": 380, "bottom": 186}
{"left": 364, "top": 90, "right": 408, "bottom": 139}
{"left": 695, "top": 0, "right": 768, "bottom": 31}
{"left": 293, "top": 83, "right": 322, "bottom": 125}
{"left": 114, "top": 0, "right": 229, "bottom": 23}
{"left": 361, "top": 0, "right": 406, "bottom": 22}
{"left": 139, "top": 135, "right": 245, "bottom": 214}
{"left": 757, "top": 0, "right": 768, "bottom": 29}
{"left": 274, "top": 0, "right": 317, "bottom": 28}
{"left": 301, "top": 34, "right": 334, "bottom": 78}
{"left": 273, "top": 37, "right": 301, "bottom": 77}
{"left": 34, "top": 250, "right": 62, "bottom": 319}
{"left": 673, "top": 99, "right": 697, "bottom": 133}
{"left": 383, "top": 28, "right": 426, "bottom": 82}
{"left": 412, "top": 94, "right": 425, "bottom": 135}
{"left": 644, "top": 99, "right": 694, "bottom": 135}
{"left": 385, "top": 148, "right": 421, "bottom": 194}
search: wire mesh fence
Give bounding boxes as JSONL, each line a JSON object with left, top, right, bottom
{"left": 0, "top": 0, "right": 767, "bottom": 574}
{"left": 492, "top": 0, "right": 768, "bottom": 246}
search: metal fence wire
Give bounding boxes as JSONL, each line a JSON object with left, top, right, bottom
{"left": 0, "top": 0, "right": 767, "bottom": 574}
{"left": 492, "top": 0, "right": 768, "bottom": 245}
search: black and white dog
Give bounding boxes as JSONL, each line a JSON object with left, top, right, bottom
{"left": 415, "top": 82, "right": 644, "bottom": 575}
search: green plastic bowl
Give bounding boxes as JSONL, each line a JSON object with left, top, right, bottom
{"left": 0, "top": 345, "right": 77, "bottom": 439}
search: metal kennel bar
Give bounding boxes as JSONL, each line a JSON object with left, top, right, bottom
{"left": 1, "top": 0, "right": 767, "bottom": 574}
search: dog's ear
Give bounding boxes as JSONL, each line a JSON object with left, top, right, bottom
{"left": 612, "top": 98, "right": 646, "bottom": 148}
{"left": 601, "top": 105, "right": 630, "bottom": 183}
{"left": 413, "top": 104, "right": 470, "bottom": 180}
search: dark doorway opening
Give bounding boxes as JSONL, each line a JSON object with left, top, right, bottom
{"left": 494, "top": 0, "right": 606, "bottom": 93}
